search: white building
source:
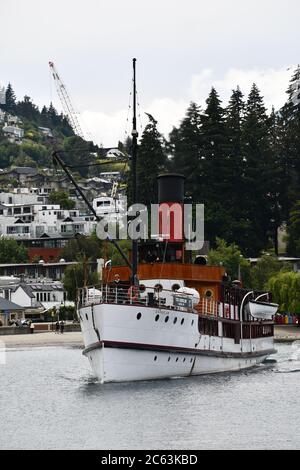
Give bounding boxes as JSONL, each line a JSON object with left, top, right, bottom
{"left": 0, "top": 277, "right": 70, "bottom": 312}
{"left": 2, "top": 124, "right": 24, "bottom": 143}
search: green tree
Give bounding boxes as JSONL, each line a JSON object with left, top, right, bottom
{"left": 169, "top": 102, "right": 202, "bottom": 196}
{"left": 207, "top": 237, "right": 250, "bottom": 285}
{"left": 200, "top": 88, "right": 231, "bottom": 242}
{"left": 106, "top": 239, "right": 131, "bottom": 266}
{"left": 48, "top": 190, "right": 75, "bottom": 210}
{"left": 240, "top": 83, "right": 272, "bottom": 255}
{"left": 286, "top": 200, "right": 300, "bottom": 255}
{"left": 136, "top": 115, "right": 166, "bottom": 206}
{"left": 63, "top": 262, "right": 99, "bottom": 301}
{"left": 16, "top": 95, "right": 39, "bottom": 121}
{"left": 0, "top": 238, "right": 28, "bottom": 263}
{"left": 225, "top": 87, "right": 244, "bottom": 203}
{"left": 250, "top": 254, "right": 283, "bottom": 291}
{"left": 61, "top": 234, "right": 102, "bottom": 261}
{"left": 62, "top": 136, "right": 92, "bottom": 177}
{"left": 3, "top": 83, "right": 17, "bottom": 113}
{"left": 267, "top": 271, "right": 300, "bottom": 313}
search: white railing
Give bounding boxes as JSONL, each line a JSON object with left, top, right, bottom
{"left": 78, "top": 284, "right": 196, "bottom": 312}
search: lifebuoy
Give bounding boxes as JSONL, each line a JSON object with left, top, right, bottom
{"left": 128, "top": 285, "right": 139, "bottom": 301}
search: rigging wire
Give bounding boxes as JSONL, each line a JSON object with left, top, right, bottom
{"left": 123, "top": 83, "right": 133, "bottom": 143}
{"left": 136, "top": 89, "right": 144, "bottom": 136}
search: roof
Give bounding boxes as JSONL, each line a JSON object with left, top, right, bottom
{"left": 26, "top": 283, "right": 64, "bottom": 292}
{"left": 19, "top": 284, "right": 35, "bottom": 298}
{"left": 0, "top": 297, "right": 24, "bottom": 311}
{"left": 8, "top": 167, "right": 37, "bottom": 175}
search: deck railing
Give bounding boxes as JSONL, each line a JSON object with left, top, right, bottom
{"left": 78, "top": 284, "right": 197, "bottom": 312}
{"left": 77, "top": 284, "right": 259, "bottom": 322}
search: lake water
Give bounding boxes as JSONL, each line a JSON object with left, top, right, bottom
{"left": 0, "top": 342, "right": 300, "bottom": 450}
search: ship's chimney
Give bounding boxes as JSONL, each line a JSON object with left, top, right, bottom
{"left": 157, "top": 173, "right": 185, "bottom": 243}
{"left": 157, "top": 173, "right": 185, "bottom": 204}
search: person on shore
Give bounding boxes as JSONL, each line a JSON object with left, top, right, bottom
{"left": 59, "top": 320, "right": 64, "bottom": 334}
{"left": 30, "top": 322, "right": 35, "bottom": 334}
{"left": 55, "top": 321, "right": 60, "bottom": 334}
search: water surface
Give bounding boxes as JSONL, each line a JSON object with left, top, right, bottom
{"left": 0, "top": 343, "right": 299, "bottom": 449}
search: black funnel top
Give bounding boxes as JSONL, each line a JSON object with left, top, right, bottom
{"left": 157, "top": 173, "right": 185, "bottom": 203}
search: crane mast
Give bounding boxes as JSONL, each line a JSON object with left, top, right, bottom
{"left": 49, "top": 61, "right": 85, "bottom": 140}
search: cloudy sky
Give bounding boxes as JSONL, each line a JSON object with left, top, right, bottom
{"left": 1, "top": 0, "right": 299, "bottom": 146}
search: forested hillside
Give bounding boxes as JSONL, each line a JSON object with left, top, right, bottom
{"left": 0, "top": 84, "right": 99, "bottom": 175}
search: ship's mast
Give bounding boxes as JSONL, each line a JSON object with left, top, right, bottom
{"left": 131, "top": 58, "right": 139, "bottom": 285}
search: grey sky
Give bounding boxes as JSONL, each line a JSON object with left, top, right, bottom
{"left": 1, "top": 0, "right": 299, "bottom": 145}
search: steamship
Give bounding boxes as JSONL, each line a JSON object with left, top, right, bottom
{"left": 54, "top": 59, "right": 278, "bottom": 384}
{"left": 78, "top": 173, "right": 278, "bottom": 383}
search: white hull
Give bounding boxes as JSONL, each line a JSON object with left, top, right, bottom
{"left": 86, "top": 347, "right": 268, "bottom": 383}
{"left": 79, "top": 302, "right": 275, "bottom": 384}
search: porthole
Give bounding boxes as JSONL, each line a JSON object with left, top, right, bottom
{"left": 172, "top": 283, "right": 180, "bottom": 292}
{"left": 139, "top": 284, "right": 146, "bottom": 293}
{"left": 154, "top": 355, "right": 157, "bottom": 361}
{"left": 137, "top": 312, "right": 142, "bottom": 320}
{"left": 204, "top": 289, "right": 213, "bottom": 298}
{"left": 181, "top": 318, "right": 184, "bottom": 325}
{"left": 190, "top": 358, "right": 193, "bottom": 363}
{"left": 195, "top": 343, "right": 197, "bottom": 348}
{"left": 183, "top": 358, "right": 186, "bottom": 362}
{"left": 173, "top": 317, "right": 177, "bottom": 324}
{"left": 154, "top": 283, "right": 163, "bottom": 293}
{"left": 85, "top": 313, "right": 88, "bottom": 321}
{"left": 176, "top": 357, "right": 179, "bottom": 362}
{"left": 191, "top": 320, "right": 194, "bottom": 326}
{"left": 165, "top": 316, "right": 169, "bottom": 323}
{"left": 155, "top": 314, "right": 159, "bottom": 321}
{"left": 168, "top": 357, "right": 171, "bottom": 362}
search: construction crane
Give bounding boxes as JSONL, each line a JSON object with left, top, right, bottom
{"left": 49, "top": 61, "right": 86, "bottom": 140}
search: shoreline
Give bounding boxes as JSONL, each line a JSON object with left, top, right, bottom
{"left": 1, "top": 331, "right": 84, "bottom": 349}
{"left": 0, "top": 325, "right": 299, "bottom": 349}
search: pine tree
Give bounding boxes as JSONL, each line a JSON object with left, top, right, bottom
{"left": 168, "top": 102, "right": 202, "bottom": 197}
{"left": 136, "top": 116, "right": 166, "bottom": 206}
{"left": 225, "top": 87, "right": 244, "bottom": 193}
{"left": 4, "top": 83, "right": 17, "bottom": 113}
{"left": 16, "top": 95, "right": 39, "bottom": 121}
{"left": 267, "top": 107, "right": 286, "bottom": 254}
{"left": 279, "top": 66, "right": 300, "bottom": 214}
{"left": 200, "top": 88, "right": 232, "bottom": 242}
{"left": 240, "top": 83, "right": 272, "bottom": 255}
{"left": 201, "top": 88, "right": 228, "bottom": 201}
